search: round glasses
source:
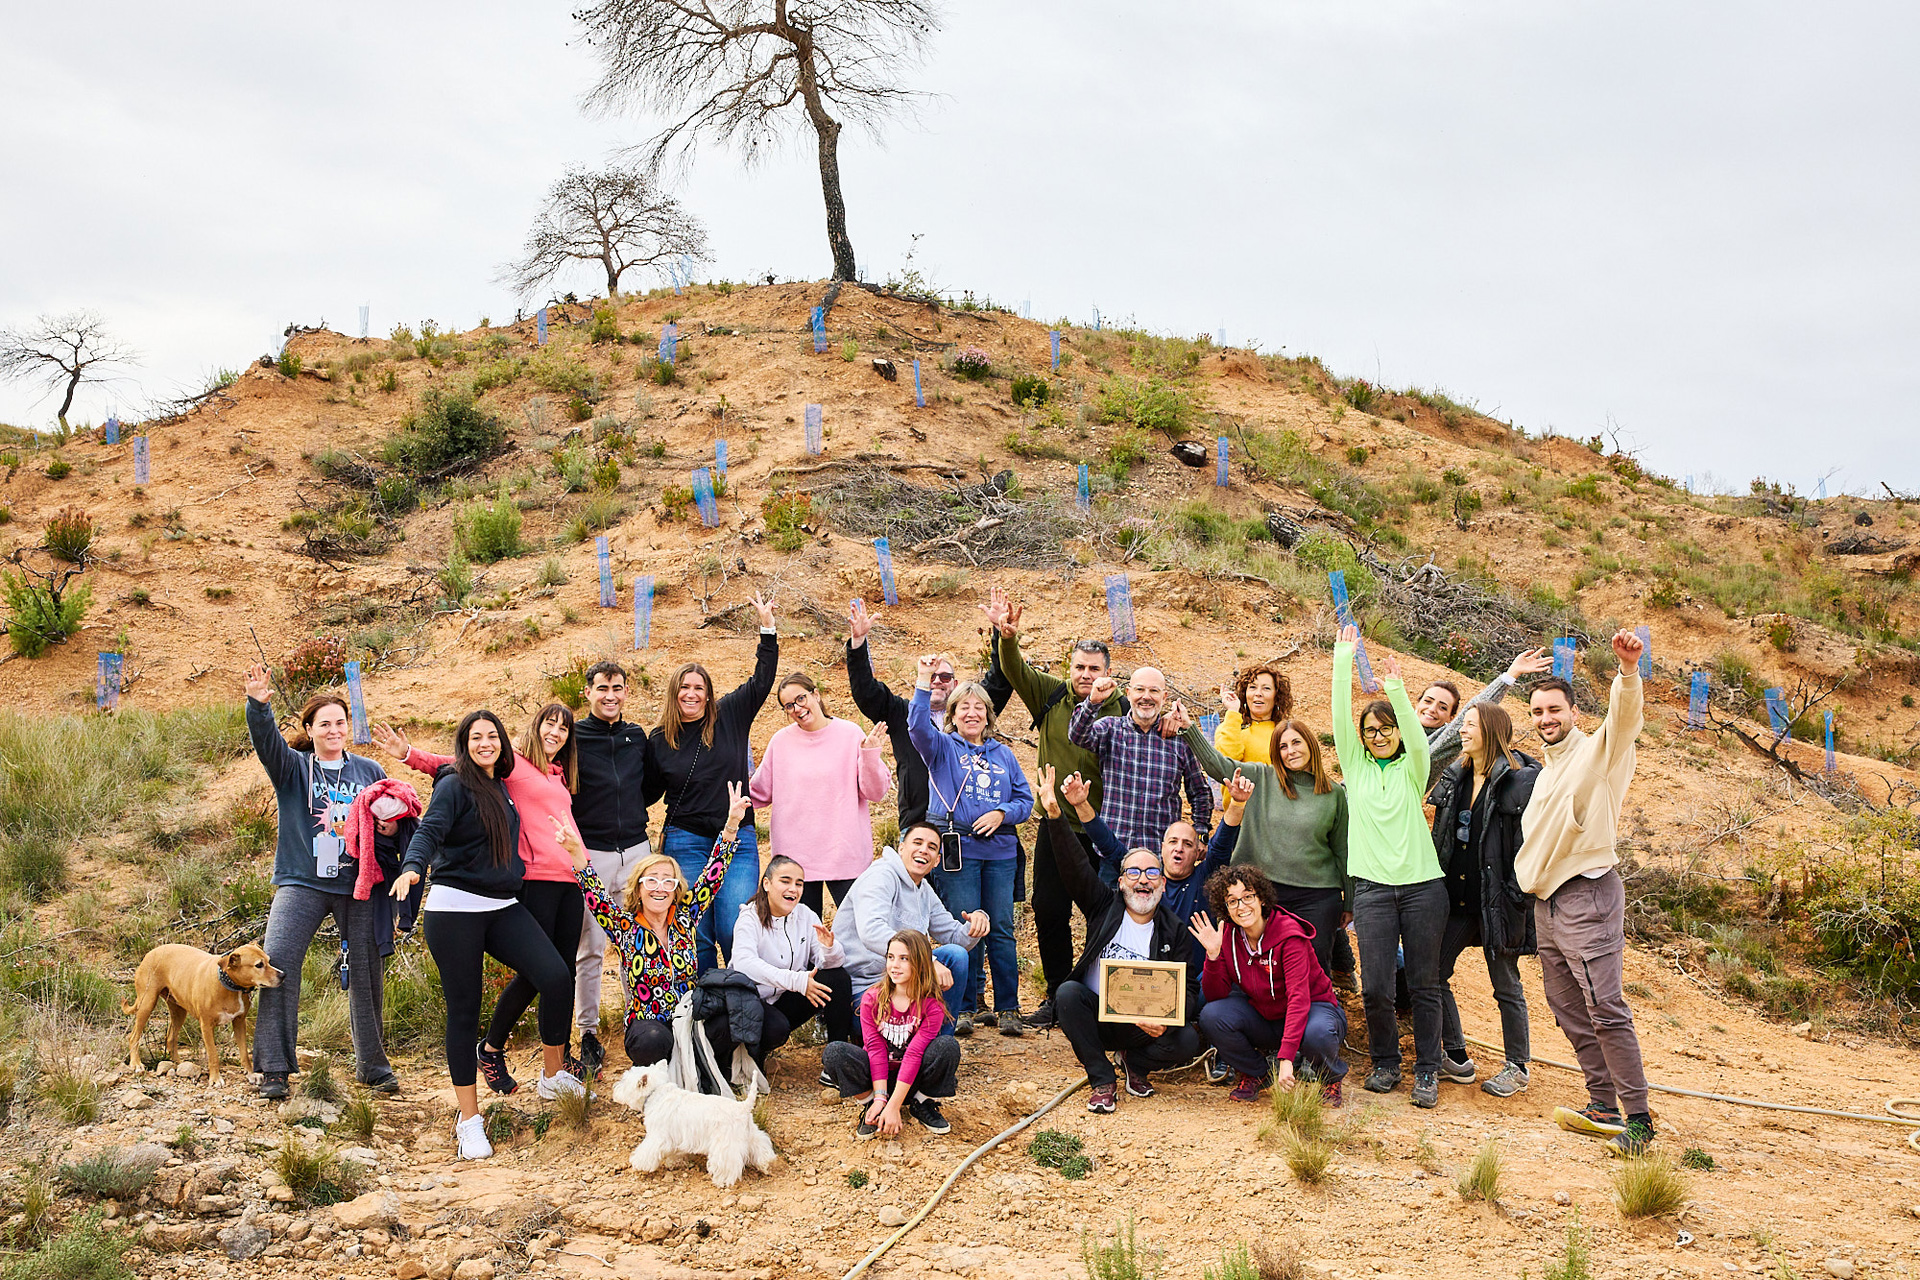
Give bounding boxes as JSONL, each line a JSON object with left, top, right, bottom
{"left": 1119, "top": 867, "right": 1163, "bottom": 883}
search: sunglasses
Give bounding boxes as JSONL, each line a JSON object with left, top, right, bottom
{"left": 929, "top": 672, "right": 956, "bottom": 684}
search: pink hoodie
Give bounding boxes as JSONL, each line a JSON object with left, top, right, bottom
{"left": 344, "top": 778, "right": 422, "bottom": 901}
{"left": 748, "top": 719, "right": 891, "bottom": 881}
{"left": 402, "top": 747, "right": 578, "bottom": 881}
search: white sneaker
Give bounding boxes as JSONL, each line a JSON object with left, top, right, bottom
{"left": 537, "top": 1070, "right": 588, "bottom": 1101}
{"left": 454, "top": 1112, "right": 493, "bottom": 1160}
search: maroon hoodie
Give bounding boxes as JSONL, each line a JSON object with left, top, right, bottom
{"left": 1200, "top": 907, "right": 1335, "bottom": 1062}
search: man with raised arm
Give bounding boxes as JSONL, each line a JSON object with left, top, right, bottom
{"left": 1068, "top": 668, "right": 1214, "bottom": 854}
{"left": 1515, "top": 629, "right": 1652, "bottom": 1157}
{"left": 983, "top": 586, "right": 1125, "bottom": 1029}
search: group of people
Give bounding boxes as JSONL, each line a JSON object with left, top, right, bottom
{"left": 238, "top": 583, "right": 1659, "bottom": 1162}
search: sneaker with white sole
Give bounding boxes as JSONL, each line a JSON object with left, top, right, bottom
{"left": 537, "top": 1070, "right": 587, "bottom": 1101}
{"left": 1481, "top": 1063, "right": 1530, "bottom": 1098}
{"left": 454, "top": 1113, "right": 493, "bottom": 1161}
{"left": 1439, "top": 1053, "right": 1476, "bottom": 1084}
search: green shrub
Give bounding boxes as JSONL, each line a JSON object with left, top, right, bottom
{"left": 1173, "top": 502, "right": 1243, "bottom": 547}
{"left": 282, "top": 635, "right": 348, "bottom": 693}
{"left": 1441, "top": 467, "right": 1469, "bottom": 486}
{"left": 438, "top": 550, "right": 474, "bottom": 604}
{"left": 546, "top": 656, "right": 592, "bottom": 710}
{"left": 1093, "top": 376, "right": 1199, "bottom": 436}
{"left": 589, "top": 306, "right": 619, "bottom": 344}
{"left": 1346, "top": 445, "right": 1368, "bottom": 466}
{"left": 841, "top": 338, "right": 858, "bottom": 362}
{"left": 1544, "top": 1213, "right": 1590, "bottom": 1280}
{"left": 456, "top": 488, "right": 525, "bottom": 562}
{"left": 1010, "top": 375, "right": 1051, "bottom": 407}
{"left": 385, "top": 388, "right": 506, "bottom": 479}
{"left": 278, "top": 350, "right": 304, "bottom": 378}
{"left": 45, "top": 460, "right": 72, "bottom": 480}
{"left": 1406, "top": 474, "right": 1442, "bottom": 504}
{"left": 44, "top": 506, "right": 94, "bottom": 562}
{"left": 57, "top": 1147, "right": 165, "bottom": 1200}
{"left": 566, "top": 494, "right": 628, "bottom": 543}
{"left": 1565, "top": 474, "right": 1606, "bottom": 504}
{"left": 1081, "top": 1215, "right": 1159, "bottom": 1280}
{"left": 1102, "top": 428, "right": 1151, "bottom": 483}
{"left": 1291, "top": 533, "right": 1373, "bottom": 602}
{"left": 566, "top": 393, "right": 592, "bottom": 422}
{"left": 0, "top": 1211, "right": 132, "bottom": 1280}
{"left": 534, "top": 555, "right": 567, "bottom": 587}
{"left": 1647, "top": 577, "right": 1684, "bottom": 609}
{"left": 3, "top": 571, "right": 92, "bottom": 657}
{"left": 1341, "top": 380, "right": 1379, "bottom": 412}
{"left": 591, "top": 456, "right": 620, "bottom": 491}
{"left": 651, "top": 360, "right": 677, "bottom": 386}
{"left": 1027, "top": 1128, "right": 1089, "bottom": 1179}
{"left": 375, "top": 473, "right": 418, "bottom": 515}
{"left": 761, "top": 490, "right": 810, "bottom": 552}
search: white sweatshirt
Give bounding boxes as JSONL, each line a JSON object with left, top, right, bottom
{"left": 730, "top": 900, "right": 848, "bottom": 1002}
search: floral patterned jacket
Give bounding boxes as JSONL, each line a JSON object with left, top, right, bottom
{"left": 578, "top": 832, "right": 740, "bottom": 1025}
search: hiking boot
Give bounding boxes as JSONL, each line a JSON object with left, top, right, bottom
{"left": 1481, "top": 1063, "right": 1530, "bottom": 1098}
{"left": 1022, "top": 998, "right": 1058, "bottom": 1030}
{"left": 952, "top": 1012, "right": 975, "bottom": 1038}
{"left": 907, "top": 1097, "right": 950, "bottom": 1135}
{"left": 1410, "top": 1070, "right": 1439, "bottom": 1109}
{"left": 358, "top": 1070, "right": 401, "bottom": 1095}
{"left": 476, "top": 1041, "right": 518, "bottom": 1095}
{"left": 1555, "top": 1103, "right": 1627, "bottom": 1137}
{"left": 258, "top": 1072, "right": 290, "bottom": 1100}
{"left": 1086, "top": 1083, "right": 1118, "bottom": 1114}
{"left": 1608, "top": 1116, "right": 1656, "bottom": 1158}
{"left": 455, "top": 1113, "right": 493, "bottom": 1161}
{"left": 536, "top": 1070, "right": 587, "bottom": 1101}
{"left": 577, "top": 1031, "right": 606, "bottom": 1075}
{"left": 1322, "top": 1077, "right": 1344, "bottom": 1108}
{"left": 1123, "top": 1061, "right": 1155, "bottom": 1099}
{"left": 998, "top": 1011, "right": 1024, "bottom": 1038}
{"left": 1440, "top": 1053, "right": 1476, "bottom": 1084}
{"left": 1363, "top": 1065, "right": 1402, "bottom": 1094}
{"left": 1331, "top": 969, "right": 1360, "bottom": 995}
{"left": 855, "top": 1116, "right": 881, "bottom": 1141}
{"left": 1228, "top": 1073, "right": 1264, "bottom": 1103}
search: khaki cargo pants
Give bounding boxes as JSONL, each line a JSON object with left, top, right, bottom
{"left": 1534, "top": 868, "right": 1649, "bottom": 1116}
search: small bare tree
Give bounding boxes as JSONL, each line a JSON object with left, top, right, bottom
{"left": 0, "top": 310, "right": 137, "bottom": 431}
{"left": 497, "top": 164, "right": 711, "bottom": 301}
{"left": 576, "top": 0, "right": 942, "bottom": 283}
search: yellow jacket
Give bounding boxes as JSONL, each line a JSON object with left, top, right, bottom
{"left": 1515, "top": 673, "right": 1643, "bottom": 898}
{"left": 1213, "top": 715, "right": 1277, "bottom": 767}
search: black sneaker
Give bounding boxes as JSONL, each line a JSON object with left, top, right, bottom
{"left": 1363, "top": 1065, "right": 1402, "bottom": 1094}
{"left": 1411, "top": 1069, "right": 1439, "bottom": 1109}
{"left": 1608, "top": 1116, "right": 1656, "bottom": 1158}
{"left": 357, "top": 1071, "right": 401, "bottom": 1095}
{"left": 819, "top": 1069, "right": 835, "bottom": 1087}
{"left": 577, "top": 1031, "right": 606, "bottom": 1075}
{"left": 952, "top": 1013, "right": 974, "bottom": 1038}
{"left": 564, "top": 1051, "right": 593, "bottom": 1083}
{"left": 1021, "top": 998, "right": 1057, "bottom": 1030}
{"left": 258, "top": 1072, "right": 290, "bottom": 1101}
{"left": 997, "top": 1011, "right": 1024, "bottom": 1038}
{"left": 475, "top": 1041, "right": 518, "bottom": 1094}
{"left": 855, "top": 1117, "right": 880, "bottom": 1141}
{"left": 907, "top": 1097, "right": 950, "bottom": 1135}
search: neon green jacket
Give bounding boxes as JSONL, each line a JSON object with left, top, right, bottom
{"left": 1331, "top": 642, "right": 1441, "bottom": 886}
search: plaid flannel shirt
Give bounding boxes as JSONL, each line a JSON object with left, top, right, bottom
{"left": 1067, "top": 699, "right": 1214, "bottom": 853}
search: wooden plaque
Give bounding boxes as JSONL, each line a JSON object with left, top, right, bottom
{"left": 1096, "top": 958, "right": 1187, "bottom": 1027}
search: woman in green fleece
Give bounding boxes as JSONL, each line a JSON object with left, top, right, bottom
{"left": 1179, "top": 713, "right": 1348, "bottom": 976}
{"left": 1331, "top": 625, "right": 1448, "bottom": 1109}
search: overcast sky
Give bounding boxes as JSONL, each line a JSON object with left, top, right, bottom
{"left": 4, "top": 2, "right": 1916, "bottom": 491}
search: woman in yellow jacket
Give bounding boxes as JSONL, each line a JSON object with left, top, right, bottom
{"left": 1213, "top": 664, "right": 1292, "bottom": 766}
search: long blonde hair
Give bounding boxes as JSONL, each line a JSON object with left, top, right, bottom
{"left": 873, "top": 930, "right": 938, "bottom": 1008}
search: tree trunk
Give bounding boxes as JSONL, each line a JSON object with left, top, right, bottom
{"left": 56, "top": 369, "right": 80, "bottom": 429}
{"left": 605, "top": 259, "right": 622, "bottom": 298}
{"left": 795, "top": 38, "right": 857, "bottom": 282}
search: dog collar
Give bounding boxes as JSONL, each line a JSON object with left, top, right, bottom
{"left": 218, "top": 971, "right": 246, "bottom": 994}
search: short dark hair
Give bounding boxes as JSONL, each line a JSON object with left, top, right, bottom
{"left": 1358, "top": 698, "right": 1406, "bottom": 760}
{"left": 1070, "top": 639, "right": 1111, "bottom": 668}
{"left": 1204, "top": 865, "right": 1279, "bottom": 923}
{"left": 1528, "top": 677, "right": 1576, "bottom": 707}
{"left": 1422, "top": 680, "right": 1462, "bottom": 715}
{"left": 901, "top": 821, "right": 944, "bottom": 845}
{"left": 584, "top": 660, "right": 628, "bottom": 688}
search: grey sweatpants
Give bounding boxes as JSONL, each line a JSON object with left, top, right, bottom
{"left": 1535, "top": 869, "right": 1647, "bottom": 1116}
{"left": 253, "top": 884, "right": 391, "bottom": 1080}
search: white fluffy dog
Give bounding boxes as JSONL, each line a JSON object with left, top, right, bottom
{"left": 610, "top": 1063, "right": 776, "bottom": 1189}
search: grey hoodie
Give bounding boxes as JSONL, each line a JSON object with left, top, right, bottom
{"left": 835, "top": 847, "right": 979, "bottom": 993}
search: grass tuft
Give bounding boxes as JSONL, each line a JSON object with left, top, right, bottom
{"left": 551, "top": 1084, "right": 593, "bottom": 1133}
{"left": 1681, "top": 1146, "right": 1715, "bottom": 1170}
{"left": 301, "top": 1053, "right": 342, "bottom": 1103}
{"left": 57, "top": 1146, "right": 165, "bottom": 1199}
{"left": 271, "top": 1135, "right": 362, "bottom": 1206}
{"left": 0, "top": 1210, "right": 132, "bottom": 1280}
{"left": 1267, "top": 1078, "right": 1325, "bottom": 1140}
{"left": 334, "top": 1094, "right": 376, "bottom": 1140}
{"left": 1456, "top": 1137, "right": 1501, "bottom": 1202}
{"left": 1081, "top": 1214, "right": 1161, "bottom": 1280}
{"left": 1613, "top": 1154, "right": 1688, "bottom": 1219}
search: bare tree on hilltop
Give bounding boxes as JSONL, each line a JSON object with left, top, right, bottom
{"left": 575, "top": 0, "right": 942, "bottom": 283}
{"left": 0, "top": 310, "right": 136, "bottom": 431}
{"left": 498, "top": 163, "right": 712, "bottom": 301}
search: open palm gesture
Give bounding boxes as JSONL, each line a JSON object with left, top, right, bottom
{"left": 1188, "top": 911, "right": 1225, "bottom": 961}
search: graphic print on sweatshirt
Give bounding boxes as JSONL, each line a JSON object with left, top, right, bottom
{"left": 877, "top": 1002, "right": 925, "bottom": 1059}
{"left": 955, "top": 748, "right": 1012, "bottom": 805}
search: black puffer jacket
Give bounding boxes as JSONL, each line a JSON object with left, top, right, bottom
{"left": 1429, "top": 751, "right": 1540, "bottom": 958}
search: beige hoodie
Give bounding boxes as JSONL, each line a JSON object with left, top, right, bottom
{"left": 1515, "top": 672, "right": 1643, "bottom": 898}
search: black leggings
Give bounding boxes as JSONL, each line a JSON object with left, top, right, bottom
{"left": 424, "top": 904, "right": 571, "bottom": 1087}
{"left": 484, "top": 880, "right": 583, "bottom": 1051}
{"left": 799, "top": 879, "right": 855, "bottom": 917}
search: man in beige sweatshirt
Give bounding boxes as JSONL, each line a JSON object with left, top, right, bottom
{"left": 1516, "top": 628, "right": 1652, "bottom": 1156}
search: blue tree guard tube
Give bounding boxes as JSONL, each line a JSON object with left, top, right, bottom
{"left": 359, "top": 304, "right": 369, "bottom": 339}
{"left": 811, "top": 307, "right": 827, "bottom": 353}
{"left": 1105, "top": 573, "right": 1136, "bottom": 643}
{"left": 1092, "top": 307, "right": 1101, "bottom": 331}
{"left": 1684, "top": 475, "right": 1693, "bottom": 494}
{"left": 1825, "top": 710, "right": 1836, "bottom": 771}
{"left": 596, "top": 536, "right": 615, "bottom": 608}
{"left": 1197, "top": 712, "right": 1222, "bottom": 743}
{"left": 913, "top": 359, "right": 924, "bottom": 408}
{"left": 96, "top": 652, "right": 123, "bottom": 712}
{"left": 805, "top": 404, "right": 823, "bottom": 456}
{"left": 1634, "top": 624, "right": 1652, "bottom": 678}
{"left": 1077, "top": 464, "right": 1091, "bottom": 512}
{"left": 344, "top": 660, "right": 371, "bottom": 744}
{"left": 105, "top": 416, "right": 119, "bottom": 445}
{"left": 1552, "top": 638, "right": 1577, "bottom": 681}
{"left": 1688, "top": 671, "right": 1710, "bottom": 728}
{"left": 714, "top": 439, "right": 727, "bottom": 476}
{"left": 692, "top": 466, "right": 719, "bottom": 526}
{"left": 1051, "top": 330, "right": 1060, "bottom": 372}
{"left": 659, "top": 323, "right": 678, "bottom": 364}
{"left": 1328, "top": 570, "right": 1379, "bottom": 693}
{"left": 1765, "top": 687, "right": 1790, "bottom": 738}
{"left": 1216, "top": 436, "right": 1229, "bottom": 487}
{"left": 133, "top": 436, "right": 149, "bottom": 484}
{"left": 633, "top": 574, "right": 654, "bottom": 649}
{"left": 875, "top": 537, "right": 899, "bottom": 606}
{"left": 537, "top": 307, "right": 548, "bottom": 345}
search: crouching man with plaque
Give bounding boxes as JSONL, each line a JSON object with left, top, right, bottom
{"left": 1037, "top": 766, "right": 1202, "bottom": 1116}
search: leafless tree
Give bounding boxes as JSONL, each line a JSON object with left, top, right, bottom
{"left": 576, "top": 0, "right": 942, "bottom": 283}
{"left": 497, "top": 164, "right": 711, "bottom": 301}
{"left": 0, "top": 310, "right": 137, "bottom": 430}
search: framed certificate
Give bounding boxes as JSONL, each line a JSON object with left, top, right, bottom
{"left": 1096, "top": 958, "right": 1187, "bottom": 1027}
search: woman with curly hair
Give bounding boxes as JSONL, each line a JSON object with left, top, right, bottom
{"left": 1213, "top": 664, "right": 1293, "bottom": 766}
{"left": 1189, "top": 865, "right": 1346, "bottom": 1105}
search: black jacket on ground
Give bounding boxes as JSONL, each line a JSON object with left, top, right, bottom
{"left": 654, "top": 632, "right": 779, "bottom": 839}
{"left": 693, "top": 968, "right": 766, "bottom": 1093}
{"left": 573, "top": 712, "right": 661, "bottom": 851}
{"left": 1428, "top": 751, "right": 1541, "bottom": 957}
{"left": 1040, "top": 816, "right": 1200, "bottom": 1023}
{"left": 402, "top": 770, "right": 524, "bottom": 899}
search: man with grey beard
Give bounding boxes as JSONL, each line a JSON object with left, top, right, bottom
{"left": 1035, "top": 765, "right": 1203, "bottom": 1115}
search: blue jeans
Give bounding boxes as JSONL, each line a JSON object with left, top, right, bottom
{"left": 930, "top": 856, "right": 1019, "bottom": 1014}
{"left": 662, "top": 823, "right": 761, "bottom": 975}
{"left": 933, "top": 944, "right": 971, "bottom": 1021}
{"left": 1199, "top": 991, "right": 1348, "bottom": 1081}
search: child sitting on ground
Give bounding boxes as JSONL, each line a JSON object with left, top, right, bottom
{"left": 819, "top": 929, "right": 959, "bottom": 1138}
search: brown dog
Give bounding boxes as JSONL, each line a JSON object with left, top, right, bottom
{"left": 125, "top": 943, "right": 282, "bottom": 1085}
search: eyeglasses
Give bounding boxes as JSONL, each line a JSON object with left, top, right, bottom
{"left": 780, "top": 697, "right": 812, "bottom": 714}
{"left": 637, "top": 875, "right": 678, "bottom": 889}
{"left": 1119, "top": 867, "right": 1163, "bottom": 883}
{"left": 1224, "top": 895, "right": 1261, "bottom": 911}
{"left": 929, "top": 672, "right": 956, "bottom": 684}
{"left": 1361, "top": 725, "right": 1397, "bottom": 740}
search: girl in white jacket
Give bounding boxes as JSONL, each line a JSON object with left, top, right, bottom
{"left": 727, "top": 856, "right": 857, "bottom": 1057}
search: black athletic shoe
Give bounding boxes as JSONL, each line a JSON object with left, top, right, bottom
{"left": 564, "top": 1052, "right": 593, "bottom": 1083}
{"left": 1021, "top": 998, "right": 1058, "bottom": 1030}
{"left": 476, "top": 1041, "right": 518, "bottom": 1095}
{"left": 357, "top": 1071, "right": 401, "bottom": 1095}
{"left": 578, "top": 1031, "right": 606, "bottom": 1075}
{"left": 907, "top": 1097, "right": 950, "bottom": 1135}
{"left": 855, "top": 1117, "right": 881, "bottom": 1141}
{"left": 258, "top": 1072, "right": 290, "bottom": 1100}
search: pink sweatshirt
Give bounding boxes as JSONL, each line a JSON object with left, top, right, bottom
{"left": 748, "top": 719, "right": 891, "bottom": 881}
{"left": 403, "top": 747, "right": 577, "bottom": 882}
{"left": 859, "top": 988, "right": 945, "bottom": 1090}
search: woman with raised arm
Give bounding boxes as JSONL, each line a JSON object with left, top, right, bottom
{"left": 390, "top": 711, "right": 577, "bottom": 1162}
{"left": 651, "top": 591, "right": 780, "bottom": 973}
{"left": 748, "top": 673, "right": 892, "bottom": 915}
{"left": 1213, "top": 664, "right": 1293, "bottom": 766}
{"left": 907, "top": 653, "right": 1034, "bottom": 1038}
{"left": 550, "top": 782, "right": 750, "bottom": 1069}
{"left": 375, "top": 702, "right": 585, "bottom": 1093}
{"left": 241, "top": 664, "right": 395, "bottom": 1100}
{"left": 1330, "top": 624, "right": 1448, "bottom": 1110}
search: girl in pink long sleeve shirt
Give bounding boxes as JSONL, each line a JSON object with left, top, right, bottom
{"left": 748, "top": 672, "right": 891, "bottom": 913}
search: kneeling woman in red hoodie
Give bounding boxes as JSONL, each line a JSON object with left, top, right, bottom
{"left": 1191, "top": 866, "right": 1348, "bottom": 1105}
